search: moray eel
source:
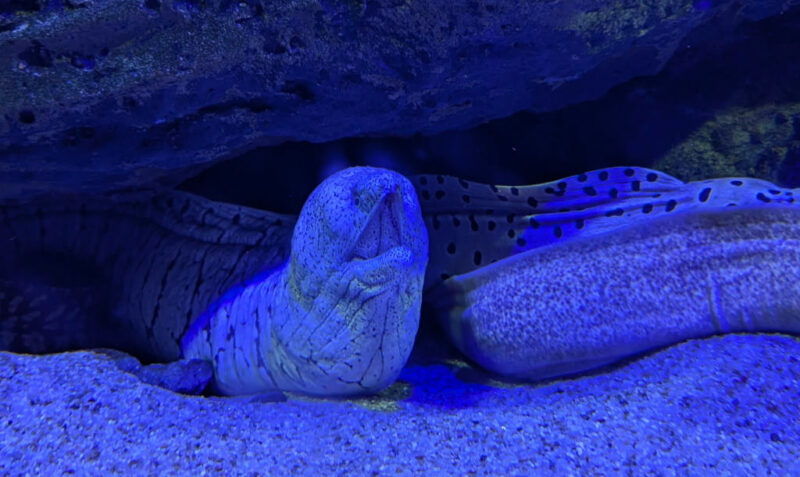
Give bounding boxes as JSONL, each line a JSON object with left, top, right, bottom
{"left": 182, "top": 168, "right": 428, "bottom": 395}
{"left": 3, "top": 164, "right": 799, "bottom": 393}
{"left": 1, "top": 187, "right": 297, "bottom": 361}
{"left": 418, "top": 167, "right": 800, "bottom": 380}
{"left": 0, "top": 167, "right": 427, "bottom": 396}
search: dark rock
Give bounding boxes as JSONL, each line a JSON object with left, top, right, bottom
{"left": 181, "top": 6, "right": 800, "bottom": 213}
{"left": 135, "top": 359, "right": 213, "bottom": 395}
{"left": 91, "top": 348, "right": 142, "bottom": 373}
{"left": 92, "top": 348, "right": 212, "bottom": 395}
{"left": 1, "top": 0, "right": 797, "bottom": 199}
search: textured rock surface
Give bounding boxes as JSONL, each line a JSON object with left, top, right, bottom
{"left": 653, "top": 102, "right": 800, "bottom": 184}
{"left": 1, "top": 0, "right": 798, "bottom": 199}
{"left": 180, "top": 5, "right": 800, "bottom": 214}
{"left": 1, "top": 334, "right": 798, "bottom": 474}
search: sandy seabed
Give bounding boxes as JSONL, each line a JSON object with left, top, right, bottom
{"left": 1, "top": 333, "right": 798, "bottom": 475}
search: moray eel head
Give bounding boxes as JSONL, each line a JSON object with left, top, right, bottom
{"left": 284, "top": 166, "right": 428, "bottom": 394}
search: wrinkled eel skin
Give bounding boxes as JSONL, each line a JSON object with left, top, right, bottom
{"left": 1, "top": 186, "right": 296, "bottom": 362}
{"left": 183, "top": 168, "right": 427, "bottom": 395}
{"left": 0, "top": 167, "right": 428, "bottom": 396}
{"left": 418, "top": 168, "right": 800, "bottom": 381}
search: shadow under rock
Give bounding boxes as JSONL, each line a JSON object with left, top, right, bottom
{"left": 180, "top": 6, "right": 800, "bottom": 213}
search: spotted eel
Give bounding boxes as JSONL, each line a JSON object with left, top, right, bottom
{"left": 0, "top": 167, "right": 428, "bottom": 396}
{"left": 416, "top": 167, "right": 800, "bottom": 380}
{"left": 3, "top": 164, "right": 799, "bottom": 392}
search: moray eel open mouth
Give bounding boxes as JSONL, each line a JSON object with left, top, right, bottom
{"left": 351, "top": 187, "right": 404, "bottom": 261}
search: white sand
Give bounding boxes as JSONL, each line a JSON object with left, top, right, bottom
{"left": 1, "top": 333, "right": 798, "bottom": 475}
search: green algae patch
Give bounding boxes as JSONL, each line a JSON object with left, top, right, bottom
{"left": 354, "top": 381, "right": 414, "bottom": 413}
{"left": 654, "top": 102, "right": 800, "bottom": 183}
{"left": 285, "top": 380, "right": 413, "bottom": 413}
{"left": 565, "top": 0, "right": 695, "bottom": 50}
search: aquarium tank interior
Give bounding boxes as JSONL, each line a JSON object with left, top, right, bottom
{"left": 1, "top": 0, "right": 800, "bottom": 474}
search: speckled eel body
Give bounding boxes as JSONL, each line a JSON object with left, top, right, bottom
{"left": 1, "top": 165, "right": 799, "bottom": 395}
{"left": 418, "top": 168, "right": 800, "bottom": 380}
{"left": 0, "top": 167, "right": 428, "bottom": 396}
